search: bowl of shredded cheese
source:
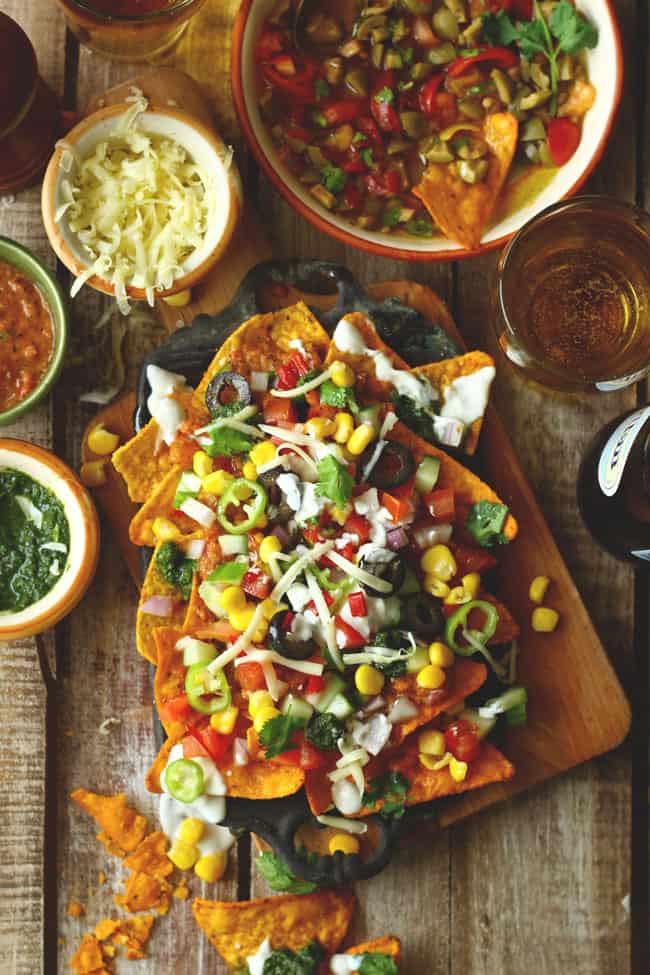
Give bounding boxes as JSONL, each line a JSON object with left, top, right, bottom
{"left": 41, "top": 93, "right": 241, "bottom": 313}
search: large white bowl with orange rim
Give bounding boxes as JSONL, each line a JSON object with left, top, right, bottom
{"left": 232, "top": 0, "right": 622, "bottom": 262}
{"left": 0, "top": 440, "right": 100, "bottom": 641}
{"left": 41, "top": 103, "right": 242, "bottom": 301}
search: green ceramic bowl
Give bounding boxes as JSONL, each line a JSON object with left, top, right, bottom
{"left": 0, "top": 236, "right": 68, "bottom": 426}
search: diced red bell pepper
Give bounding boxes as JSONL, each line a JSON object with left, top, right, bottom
{"left": 498, "top": 0, "right": 533, "bottom": 18}
{"left": 236, "top": 661, "right": 267, "bottom": 692}
{"left": 323, "top": 541, "right": 355, "bottom": 567}
{"left": 423, "top": 487, "right": 456, "bottom": 523}
{"left": 299, "top": 740, "right": 328, "bottom": 770}
{"left": 281, "top": 611, "right": 295, "bottom": 631}
{"left": 306, "top": 674, "right": 326, "bottom": 695}
{"left": 413, "top": 15, "right": 438, "bottom": 47}
{"left": 380, "top": 491, "right": 413, "bottom": 524}
{"left": 348, "top": 591, "right": 367, "bottom": 618}
{"left": 303, "top": 526, "right": 326, "bottom": 547}
{"left": 185, "top": 725, "right": 233, "bottom": 764}
{"left": 343, "top": 513, "right": 371, "bottom": 544}
{"left": 335, "top": 616, "right": 366, "bottom": 649}
{"left": 276, "top": 350, "right": 310, "bottom": 390}
{"left": 371, "top": 96, "right": 401, "bottom": 134}
{"left": 547, "top": 118, "right": 581, "bottom": 166}
{"left": 286, "top": 123, "right": 312, "bottom": 142}
{"left": 263, "top": 396, "right": 298, "bottom": 425}
{"left": 357, "top": 116, "right": 383, "bottom": 148}
{"left": 343, "top": 185, "right": 363, "bottom": 209}
{"left": 262, "top": 55, "right": 318, "bottom": 102}
{"left": 343, "top": 154, "right": 366, "bottom": 174}
{"left": 270, "top": 747, "right": 302, "bottom": 766}
{"left": 269, "top": 53, "right": 297, "bottom": 76}
{"left": 447, "top": 47, "right": 519, "bottom": 78}
{"left": 444, "top": 719, "right": 481, "bottom": 762}
{"left": 451, "top": 543, "right": 498, "bottom": 576}
{"left": 254, "top": 25, "right": 284, "bottom": 62}
{"left": 159, "top": 693, "right": 193, "bottom": 725}
{"left": 306, "top": 590, "right": 334, "bottom": 614}
{"left": 322, "top": 99, "right": 369, "bottom": 126}
{"left": 418, "top": 74, "right": 444, "bottom": 117}
{"left": 241, "top": 569, "right": 272, "bottom": 600}
{"left": 365, "top": 169, "right": 401, "bottom": 197}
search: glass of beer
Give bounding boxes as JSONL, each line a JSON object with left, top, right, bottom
{"left": 54, "top": 1, "right": 208, "bottom": 62}
{"left": 493, "top": 196, "right": 650, "bottom": 393}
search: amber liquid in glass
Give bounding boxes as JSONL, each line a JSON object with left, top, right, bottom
{"left": 500, "top": 210, "right": 650, "bottom": 385}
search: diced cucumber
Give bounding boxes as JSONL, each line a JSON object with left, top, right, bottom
{"left": 305, "top": 673, "right": 346, "bottom": 712}
{"left": 219, "top": 534, "right": 248, "bottom": 556}
{"left": 358, "top": 405, "right": 381, "bottom": 433}
{"left": 415, "top": 456, "right": 441, "bottom": 494}
{"left": 281, "top": 694, "right": 314, "bottom": 726}
{"left": 173, "top": 471, "right": 202, "bottom": 510}
{"left": 397, "top": 567, "right": 421, "bottom": 596}
{"left": 179, "top": 637, "right": 217, "bottom": 668}
{"left": 326, "top": 692, "right": 355, "bottom": 720}
{"left": 459, "top": 707, "right": 496, "bottom": 739}
{"left": 405, "top": 644, "right": 430, "bottom": 674}
{"left": 198, "top": 580, "right": 227, "bottom": 618}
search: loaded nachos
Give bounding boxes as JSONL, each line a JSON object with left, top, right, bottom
{"left": 112, "top": 300, "right": 526, "bottom": 881}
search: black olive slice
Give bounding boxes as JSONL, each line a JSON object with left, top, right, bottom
{"left": 205, "top": 371, "right": 251, "bottom": 417}
{"left": 359, "top": 440, "right": 416, "bottom": 490}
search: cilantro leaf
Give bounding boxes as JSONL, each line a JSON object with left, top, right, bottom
{"left": 363, "top": 771, "right": 410, "bottom": 819}
{"left": 391, "top": 392, "right": 440, "bottom": 443}
{"left": 481, "top": 9, "right": 519, "bottom": 47}
{"left": 549, "top": 0, "right": 598, "bottom": 54}
{"left": 204, "top": 426, "right": 254, "bottom": 457}
{"left": 305, "top": 712, "right": 344, "bottom": 751}
{"left": 359, "top": 954, "right": 399, "bottom": 975}
{"left": 315, "top": 454, "right": 354, "bottom": 508}
{"left": 155, "top": 542, "right": 195, "bottom": 600}
{"left": 255, "top": 851, "right": 317, "bottom": 895}
{"left": 405, "top": 216, "right": 435, "bottom": 239}
{"left": 360, "top": 147, "right": 374, "bottom": 168}
{"left": 314, "top": 78, "right": 330, "bottom": 100}
{"left": 319, "top": 379, "right": 358, "bottom": 412}
{"left": 259, "top": 713, "right": 303, "bottom": 758}
{"left": 321, "top": 163, "right": 347, "bottom": 194}
{"left": 516, "top": 15, "right": 548, "bottom": 58}
{"left": 297, "top": 367, "right": 322, "bottom": 387}
{"left": 374, "top": 85, "right": 394, "bottom": 104}
{"left": 262, "top": 942, "right": 325, "bottom": 975}
{"left": 382, "top": 206, "right": 402, "bottom": 228}
{"left": 465, "top": 500, "right": 509, "bottom": 548}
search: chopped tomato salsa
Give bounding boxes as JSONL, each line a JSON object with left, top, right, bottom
{"left": 0, "top": 260, "right": 54, "bottom": 413}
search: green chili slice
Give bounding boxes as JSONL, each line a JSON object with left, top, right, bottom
{"left": 185, "top": 663, "right": 231, "bottom": 714}
{"left": 445, "top": 599, "right": 499, "bottom": 655}
{"left": 207, "top": 561, "right": 247, "bottom": 584}
{"left": 164, "top": 758, "right": 204, "bottom": 804}
{"left": 217, "top": 478, "right": 267, "bottom": 534}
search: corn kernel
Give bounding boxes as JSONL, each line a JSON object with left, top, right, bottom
{"left": 80, "top": 460, "right": 107, "bottom": 487}
{"left": 87, "top": 424, "right": 120, "bottom": 456}
{"left": 416, "top": 664, "right": 446, "bottom": 690}
{"left": 249, "top": 441, "right": 277, "bottom": 466}
{"left": 462, "top": 572, "right": 481, "bottom": 599}
{"left": 163, "top": 288, "right": 191, "bottom": 308}
{"left": 253, "top": 618, "right": 269, "bottom": 642}
{"left": 168, "top": 840, "right": 199, "bottom": 871}
{"left": 428, "top": 641, "right": 455, "bottom": 668}
{"left": 305, "top": 416, "right": 336, "bottom": 439}
{"left": 248, "top": 690, "right": 273, "bottom": 717}
{"left": 259, "top": 535, "right": 282, "bottom": 562}
{"left": 242, "top": 461, "right": 257, "bottom": 480}
{"left": 424, "top": 576, "right": 450, "bottom": 599}
{"left": 444, "top": 585, "right": 471, "bottom": 606}
{"left": 355, "top": 664, "right": 385, "bottom": 696}
{"left": 253, "top": 705, "right": 281, "bottom": 734}
{"left": 449, "top": 757, "right": 468, "bottom": 783}
{"left": 347, "top": 423, "right": 376, "bottom": 456}
{"left": 202, "top": 470, "right": 233, "bottom": 495}
{"left": 210, "top": 705, "right": 239, "bottom": 735}
{"left": 331, "top": 506, "right": 350, "bottom": 526}
{"left": 229, "top": 606, "right": 256, "bottom": 632}
{"left": 233, "top": 481, "right": 253, "bottom": 500}
{"left": 420, "top": 753, "right": 445, "bottom": 770}
{"left": 532, "top": 606, "right": 559, "bottom": 633}
{"left": 329, "top": 833, "right": 360, "bottom": 855}
{"left": 219, "top": 586, "right": 246, "bottom": 613}
{"left": 333, "top": 412, "right": 354, "bottom": 444}
{"left": 418, "top": 729, "right": 446, "bottom": 756}
{"left": 178, "top": 818, "right": 205, "bottom": 845}
{"left": 421, "top": 544, "right": 457, "bottom": 581}
{"left": 193, "top": 450, "right": 213, "bottom": 479}
{"left": 330, "top": 360, "right": 355, "bottom": 388}
{"left": 529, "top": 575, "right": 551, "bottom": 604}
{"left": 194, "top": 851, "right": 228, "bottom": 883}
{"left": 152, "top": 517, "right": 181, "bottom": 542}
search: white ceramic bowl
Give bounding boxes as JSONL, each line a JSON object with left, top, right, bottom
{"left": 42, "top": 104, "right": 242, "bottom": 299}
{"left": 233, "top": 0, "right": 622, "bottom": 261}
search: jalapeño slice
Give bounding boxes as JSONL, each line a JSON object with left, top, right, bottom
{"left": 185, "top": 663, "right": 231, "bottom": 714}
{"left": 217, "top": 478, "right": 267, "bottom": 534}
{"left": 164, "top": 758, "right": 204, "bottom": 804}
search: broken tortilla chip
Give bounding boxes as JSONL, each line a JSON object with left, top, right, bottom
{"left": 413, "top": 112, "right": 518, "bottom": 250}
{"left": 122, "top": 831, "right": 173, "bottom": 880}
{"left": 415, "top": 350, "right": 495, "bottom": 455}
{"left": 194, "top": 302, "right": 331, "bottom": 407}
{"left": 192, "top": 889, "right": 356, "bottom": 968}
{"left": 110, "top": 915, "right": 156, "bottom": 960}
{"left": 115, "top": 870, "right": 171, "bottom": 916}
{"left": 69, "top": 933, "right": 106, "bottom": 974}
{"left": 136, "top": 542, "right": 188, "bottom": 663}
{"left": 145, "top": 735, "right": 181, "bottom": 794}
{"left": 346, "top": 936, "right": 402, "bottom": 962}
{"left": 128, "top": 465, "right": 196, "bottom": 547}
{"left": 152, "top": 626, "right": 186, "bottom": 739}
{"left": 71, "top": 790, "right": 148, "bottom": 855}
{"left": 112, "top": 420, "right": 176, "bottom": 505}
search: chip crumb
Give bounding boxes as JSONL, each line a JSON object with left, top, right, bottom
{"left": 98, "top": 717, "right": 122, "bottom": 735}
{"left": 98, "top": 871, "right": 107, "bottom": 885}
{"left": 173, "top": 882, "right": 189, "bottom": 901}
{"left": 65, "top": 729, "right": 76, "bottom": 737}
{"left": 67, "top": 900, "right": 85, "bottom": 918}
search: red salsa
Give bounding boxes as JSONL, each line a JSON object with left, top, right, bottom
{"left": 0, "top": 260, "right": 54, "bottom": 412}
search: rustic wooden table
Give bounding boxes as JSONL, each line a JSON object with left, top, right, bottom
{"left": 0, "top": 1, "right": 646, "bottom": 973}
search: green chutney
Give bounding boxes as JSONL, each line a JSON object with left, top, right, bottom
{"left": 0, "top": 468, "right": 70, "bottom": 613}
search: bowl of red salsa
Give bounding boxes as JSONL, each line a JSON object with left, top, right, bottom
{"left": 232, "top": 0, "right": 621, "bottom": 260}
{"left": 0, "top": 237, "right": 68, "bottom": 427}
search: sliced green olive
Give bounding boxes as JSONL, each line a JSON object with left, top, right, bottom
{"left": 324, "top": 123, "right": 354, "bottom": 151}
{"left": 460, "top": 16, "right": 484, "bottom": 46}
{"left": 538, "top": 141, "right": 555, "bottom": 167}
{"left": 305, "top": 13, "right": 343, "bottom": 44}
{"left": 521, "top": 117, "right": 546, "bottom": 142}
{"left": 420, "top": 137, "right": 455, "bottom": 163}
{"left": 357, "top": 214, "right": 379, "bottom": 229}
{"left": 458, "top": 97, "right": 484, "bottom": 120}
{"left": 400, "top": 110, "right": 425, "bottom": 138}
{"left": 519, "top": 89, "right": 551, "bottom": 110}
{"left": 344, "top": 68, "right": 368, "bottom": 95}
{"left": 410, "top": 61, "right": 434, "bottom": 81}
{"left": 298, "top": 168, "right": 321, "bottom": 184}
{"left": 371, "top": 26, "right": 390, "bottom": 43}
{"left": 400, "top": 0, "right": 433, "bottom": 13}
{"left": 388, "top": 137, "right": 413, "bottom": 155}
{"left": 427, "top": 42, "right": 456, "bottom": 65}
{"left": 384, "top": 49, "right": 404, "bottom": 70}
{"left": 310, "top": 184, "right": 337, "bottom": 208}
{"left": 306, "top": 145, "right": 328, "bottom": 167}
{"left": 355, "top": 14, "right": 387, "bottom": 40}
{"left": 432, "top": 7, "right": 459, "bottom": 41}
{"left": 558, "top": 54, "right": 574, "bottom": 81}
{"left": 457, "top": 137, "right": 488, "bottom": 160}
{"left": 324, "top": 56, "right": 343, "bottom": 85}
{"left": 372, "top": 44, "right": 385, "bottom": 68}
{"left": 443, "top": 0, "right": 467, "bottom": 20}
{"left": 530, "top": 62, "right": 550, "bottom": 91}
{"left": 490, "top": 68, "right": 513, "bottom": 105}
{"left": 458, "top": 158, "right": 488, "bottom": 184}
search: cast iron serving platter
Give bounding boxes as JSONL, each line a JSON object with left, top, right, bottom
{"left": 136, "top": 260, "right": 462, "bottom": 885}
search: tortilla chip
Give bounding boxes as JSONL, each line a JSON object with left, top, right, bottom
{"left": 112, "top": 420, "right": 176, "bottom": 504}
{"left": 182, "top": 571, "right": 213, "bottom": 632}
{"left": 94, "top": 919, "right": 120, "bottom": 941}
{"left": 346, "top": 936, "right": 401, "bottom": 961}
{"left": 194, "top": 302, "right": 331, "bottom": 406}
{"left": 152, "top": 626, "right": 186, "bottom": 739}
{"left": 389, "top": 419, "right": 518, "bottom": 540}
{"left": 122, "top": 831, "right": 173, "bottom": 880}
{"left": 219, "top": 758, "right": 304, "bottom": 799}
{"left": 415, "top": 350, "right": 495, "bottom": 455}
{"left": 109, "top": 915, "right": 156, "bottom": 960}
{"left": 128, "top": 465, "right": 197, "bottom": 546}
{"left": 69, "top": 933, "right": 106, "bottom": 974}
{"left": 114, "top": 871, "right": 171, "bottom": 916}
{"left": 192, "top": 889, "right": 356, "bottom": 967}
{"left": 413, "top": 112, "right": 519, "bottom": 250}
{"left": 326, "top": 312, "right": 412, "bottom": 401}
{"left": 357, "top": 741, "right": 515, "bottom": 816}
{"left": 145, "top": 735, "right": 181, "bottom": 793}
{"left": 71, "top": 789, "right": 148, "bottom": 855}
{"left": 136, "top": 543, "right": 188, "bottom": 663}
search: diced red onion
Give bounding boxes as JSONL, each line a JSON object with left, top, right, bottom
{"left": 388, "top": 696, "right": 419, "bottom": 723}
{"left": 251, "top": 371, "right": 270, "bottom": 392}
{"left": 271, "top": 524, "right": 291, "bottom": 547}
{"left": 413, "top": 522, "right": 453, "bottom": 549}
{"left": 141, "top": 595, "right": 174, "bottom": 617}
{"left": 179, "top": 497, "right": 217, "bottom": 528}
{"left": 386, "top": 527, "right": 409, "bottom": 551}
{"left": 332, "top": 778, "right": 362, "bottom": 815}
{"left": 233, "top": 738, "right": 249, "bottom": 767}
{"left": 185, "top": 538, "right": 206, "bottom": 560}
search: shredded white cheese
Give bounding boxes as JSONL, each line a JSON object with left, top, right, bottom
{"left": 235, "top": 649, "right": 324, "bottom": 676}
